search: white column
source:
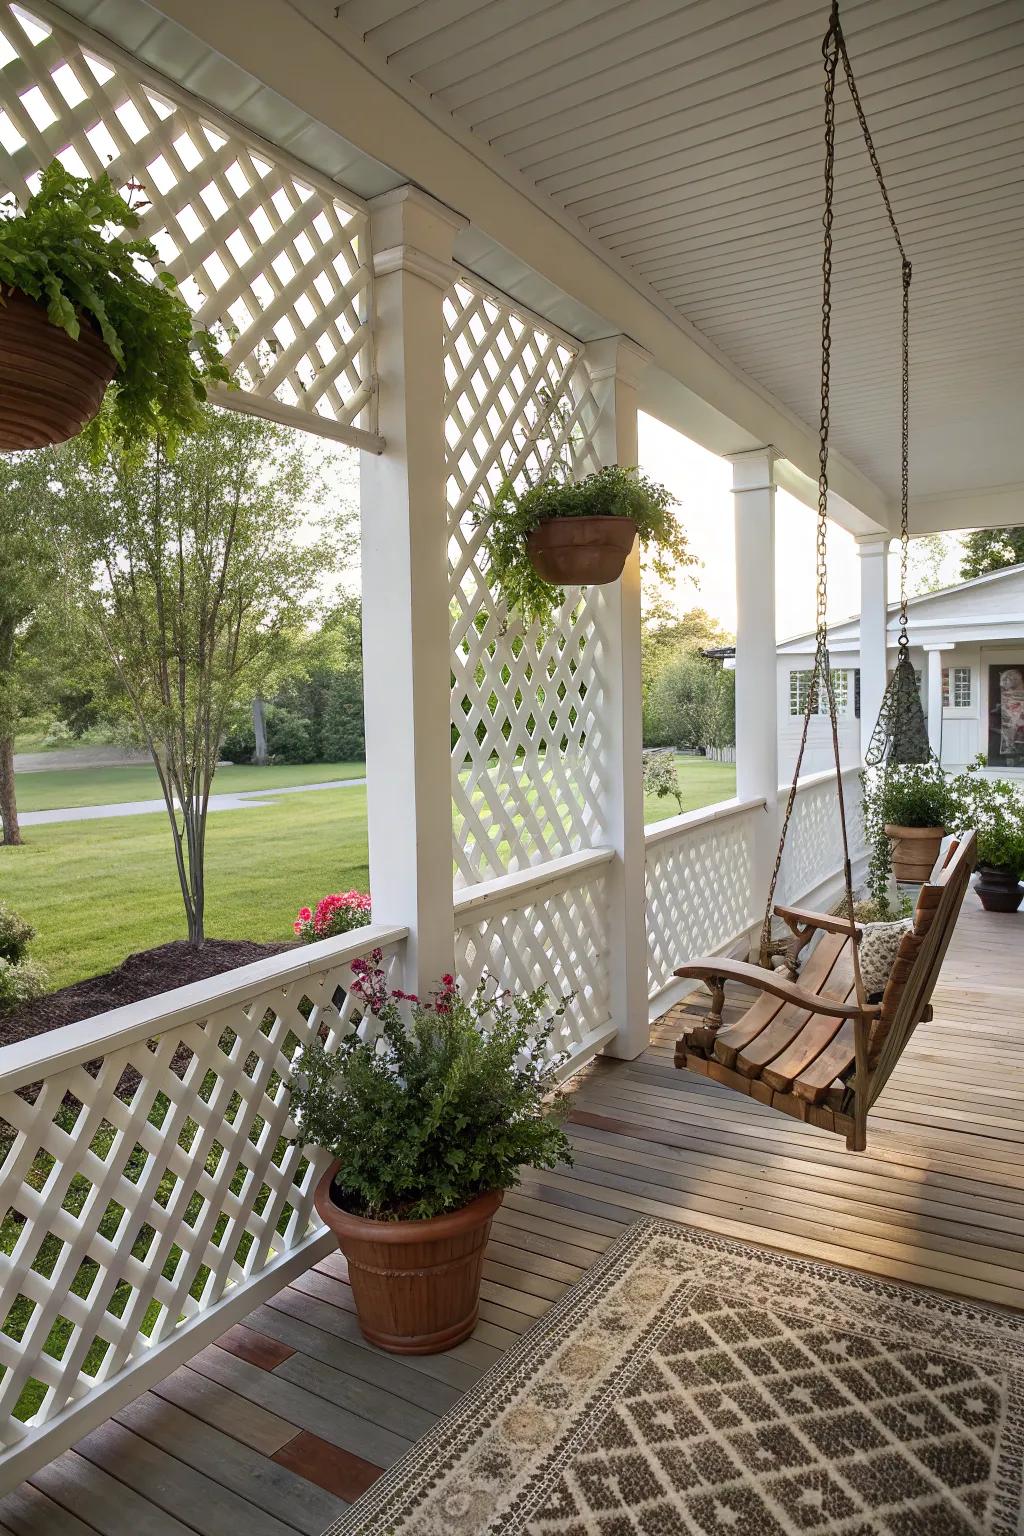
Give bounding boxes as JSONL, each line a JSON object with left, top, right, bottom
{"left": 584, "top": 336, "right": 652, "bottom": 1060}
{"left": 361, "top": 186, "right": 466, "bottom": 994}
{"left": 924, "top": 644, "right": 952, "bottom": 763}
{"left": 730, "top": 447, "right": 779, "bottom": 929}
{"left": 855, "top": 535, "right": 890, "bottom": 764}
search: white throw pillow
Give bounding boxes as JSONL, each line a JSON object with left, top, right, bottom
{"left": 859, "top": 918, "right": 913, "bottom": 998}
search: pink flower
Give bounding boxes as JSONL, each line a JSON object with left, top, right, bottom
{"left": 298, "top": 907, "right": 312, "bottom": 922}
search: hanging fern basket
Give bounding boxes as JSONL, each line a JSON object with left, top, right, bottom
{"left": 0, "top": 289, "right": 116, "bottom": 452}
{"left": 525, "top": 514, "right": 637, "bottom": 586}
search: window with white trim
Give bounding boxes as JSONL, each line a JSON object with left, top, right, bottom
{"left": 789, "top": 669, "right": 852, "bottom": 716}
{"left": 942, "top": 666, "right": 972, "bottom": 709}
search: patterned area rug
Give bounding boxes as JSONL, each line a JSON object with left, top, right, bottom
{"left": 325, "top": 1220, "right": 1024, "bottom": 1535}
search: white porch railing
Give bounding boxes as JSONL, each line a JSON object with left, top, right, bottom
{"left": 0, "top": 926, "right": 406, "bottom": 1490}
{"left": 455, "top": 847, "right": 616, "bottom": 1075}
{"left": 645, "top": 769, "right": 868, "bottom": 1009}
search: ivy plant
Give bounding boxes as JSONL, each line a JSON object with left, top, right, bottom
{"left": 0, "top": 161, "right": 229, "bottom": 452}
{"left": 479, "top": 464, "right": 689, "bottom": 630}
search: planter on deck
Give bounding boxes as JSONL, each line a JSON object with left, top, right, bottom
{"left": 885, "top": 823, "right": 945, "bottom": 884}
{"left": 974, "top": 866, "right": 1024, "bottom": 913}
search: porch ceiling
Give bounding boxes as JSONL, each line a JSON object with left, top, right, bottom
{"left": 324, "top": 0, "right": 1024, "bottom": 512}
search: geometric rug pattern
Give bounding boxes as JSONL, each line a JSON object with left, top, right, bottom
{"left": 326, "top": 1221, "right": 1024, "bottom": 1535}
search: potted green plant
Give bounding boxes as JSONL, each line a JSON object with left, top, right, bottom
{"left": 862, "top": 760, "right": 950, "bottom": 897}
{"left": 481, "top": 464, "right": 687, "bottom": 628}
{"left": 948, "top": 758, "right": 1024, "bottom": 912}
{"left": 289, "top": 957, "right": 573, "bottom": 1354}
{"left": 0, "top": 161, "right": 227, "bottom": 453}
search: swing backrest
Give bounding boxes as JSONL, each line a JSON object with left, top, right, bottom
{"left": 866, "top": 832, "right": 976, "bottom": 1099}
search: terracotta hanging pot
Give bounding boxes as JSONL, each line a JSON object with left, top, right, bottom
{"left": 0, "top": 288, "right": 116, "bottom": 452}
{"left": 314, "top": 1160, "right": 502, "bottom": 1354}
{"left": 885, "top": 823, "right": 945, "bottom": 884}
{"left": 974, "top": 866, "right": 1024, "bottom": 914}
{"left": 526, "top": 515, "right": 637, "bottom": 586}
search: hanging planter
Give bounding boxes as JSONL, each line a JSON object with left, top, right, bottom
{"left": 480, "top": 464, "right": 690, "bottom": 631}
{"left": 0, "top": 162, "right": 228, "bottom": 455}
{"left": 0, "top": 289, "right": 117, "bottom": 451}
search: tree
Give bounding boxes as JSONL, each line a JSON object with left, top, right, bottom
{"left": 641, "top": 599, "right": 733, "bottom": 746}
{"left": 649, "top": 652, "right": 735, "bottom": 752}
{"left": 54, "top": 406, "right": 338, "bottom": 945}
{"left": 0, "top": 452, "right": 62, "bottom": 845}
{"left": 906, "top": 533, "right": 948, "bottom": 596}
{"left": 960, "top": 527, "right": 1024, "bottom": 580}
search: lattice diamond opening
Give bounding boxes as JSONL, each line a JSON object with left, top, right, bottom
{"left": 0, "top": 1, "right": 374, "bottom": 438}
{"left": 446, "top": 275, "right": 609, "bottom": 887}
{"left": 0, "top": 942, "right": 400, "bottom": 1446}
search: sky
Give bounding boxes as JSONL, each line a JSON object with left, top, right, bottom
{"left": 637, "top": 412, "right": 967, "bottom": 642}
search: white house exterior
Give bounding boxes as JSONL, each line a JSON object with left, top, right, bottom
{"left": 776, "top": 562, "right": 1024, "bottom": 780}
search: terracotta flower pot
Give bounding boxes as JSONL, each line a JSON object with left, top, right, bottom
{"left": 526, "top": 515, "right": 636, "bottom": 586}
{"left": 885, "top": 823, "right": 945, "bottom": 884}
{"left": 974, "top": 866, "right": 1024, "bottom": 913}
{"left": 314, "top": 1160, "right": 503, "bottom": 1354}
{"left": 0, "top": 288, "right": 116, "bottom": 451}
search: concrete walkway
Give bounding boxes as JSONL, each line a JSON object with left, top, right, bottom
{"left": 13, "top": 745, "right": 150, "bottom": 773}
{"left": 18, "top": 777, "right": 367, "bottom": 827}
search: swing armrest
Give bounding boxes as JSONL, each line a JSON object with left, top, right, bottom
{"left": 773, "top": 903, "right": 860, "bottom": 938}
{"left": 673, "top": 958, "right": 881, "bottom": 1020}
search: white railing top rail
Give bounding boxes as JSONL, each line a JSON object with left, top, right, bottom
{"left": 454, "top": 847, "right": 614, "bottom": 926}
{"left": 0, "top": 924, "right": 408, "bottom": 1096}
{"left": 778, "top": 765, "right": 862, "bottom": 797}
{"left": 644, "top": 796, "right": 766, "bottom": 850}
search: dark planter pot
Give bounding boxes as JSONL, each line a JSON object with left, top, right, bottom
{"left": 0, "top": 288, "right": 116, "bottom": 451}
{"left": 974, "top": 866, "right": 1024, "bottom": 913}
{"left": 314, "top": 1160, "right": 502, "bottom": 1354}
{"left": 884, "top": 823, "right": 945, "bottom": 884}
{"left": 526, "top": 515, "right": 636, "bottom": 586}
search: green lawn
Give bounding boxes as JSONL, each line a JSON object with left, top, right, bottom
{"left": 644, "top": 757, "right": 735, "bottom": 825}
{"left": 13, "top": 760, "right": 365, "bottom": 813}
{"left": 1, "top": 785, "right": 369, "bottom": 988}
{"left": 1, "top": 756, "right": 734, "bottom": 992}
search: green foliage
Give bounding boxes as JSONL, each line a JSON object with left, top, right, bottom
{"left": 0, "top": 901, "right": 45, "bottom": 1012}
{"left": 290, "top": 966, "right": 573, "bottom": 1221}
{"left": 642, "top": 750, "right": 683, "bottom": 815}
{"left": 948, "top": 757, "right": 1024, "bottom": 875}
{"left": 321, "top": 668, "right": 365, "bottom": 761}
{"left": 0, "top": 162, "right": 228, "bottom": 453}
{"left": 0, "top": 901, "right": 34, "bottom": 963}
{"left": 641, "top": 599, "right": 733, "bottom": 744}
{"left": 960, "top": 528, "right": 1024, "bottom": 580}
{"left": 861, "top": 761, "right": 952, "bottom": 907}
{"left": 480, "top": 465, "right": 690, "bottom": 630}
{"left": 648, "top": 650, "right": 735, "bottom": 751}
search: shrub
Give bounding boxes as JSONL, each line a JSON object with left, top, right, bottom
{"left": 948, "top": 757, "right": 1024, "bottom": 875}
{"left": 861, "top": 762, "right": 953, "bottom": 908}
{"left": 321, "top": 668, "right": 365, "bottom": 761}
{"left": 288, "top": 960, "right": 573, "bottom": 1220}
{"left": 643, "top": 750, "right": 683, "bottom": 815}
{"left": 293, "top": 891, "right": 371, "bottom": 942}
{"left": 0, "top": 902, "right": 34, "bottom": 964}
{"left": 0, "top": 956, "right": 46, "bottom": 1013}
{"left": 220, "top": 705, "right": 316, "bottom": 765}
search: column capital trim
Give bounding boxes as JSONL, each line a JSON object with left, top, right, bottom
{"left": 372, "top": 243, "right": 456, "bottom": 290}
{"left": 855, "top": 534, "right": 891, "bottom": 555}
{"left": 583, "top": 335, "right": 653, "bottom": 388}
{"left": 367, "top": 183, "right": 468, "bottom": 234}
{"left": 729, "top": 445, "right": 779, "bottom": 494}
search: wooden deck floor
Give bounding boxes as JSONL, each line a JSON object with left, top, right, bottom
{"left": 2, "top": 893, "right": 1021, "bottom": 1534}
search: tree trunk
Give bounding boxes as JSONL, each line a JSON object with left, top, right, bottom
{"left": 0, "top": 734, "right": 21, "bottom": 846}
{"left": 252, "top": 696, "right": 268, "bottom": 765}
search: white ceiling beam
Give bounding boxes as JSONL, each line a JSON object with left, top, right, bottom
{"left": 143, "top": 0, "right": 894, "bottom": 534}
{"left": 910, "top": 484, "right": 1024, "bottom": 534}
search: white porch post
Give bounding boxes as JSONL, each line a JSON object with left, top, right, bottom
{"left": 856, "top": 535, "right": 890, "bottom": 764}
{"left": 584, "top": 336, "right": 652, "bottom": 1060}
{"left": 731, "top": 447, "right": 779, "bottom": 925}
{"left": 924, "top": 644, "right": 952, "bottom": 762}
{"left": 361, "top": 185, "right": 465, "bottom": 993}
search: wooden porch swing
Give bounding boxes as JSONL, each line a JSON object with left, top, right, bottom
{"left": 673, "top": 1, "right": 976, "bottom": 1151}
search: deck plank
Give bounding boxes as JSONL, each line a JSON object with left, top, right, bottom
{"left": 7, "top": 891, "right": 1023, "bottom": 1532}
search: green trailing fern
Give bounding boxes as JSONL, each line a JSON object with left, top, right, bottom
{"left": 0, "top": 161, "right": 229, "bottom": 451}
{"left": 479, "top": 464, "right": 690, "bottom": 630}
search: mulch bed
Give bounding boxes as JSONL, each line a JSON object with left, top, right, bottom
{"left": 0, "top": 938, "right": 297, "bottom": 1050}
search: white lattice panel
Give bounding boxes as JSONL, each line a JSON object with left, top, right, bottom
{"left": 776, "top": 770, "right": 865, "bottom": 908}
{"left": 645, "top": 808, "right": 759, "bottom": 1000}
{"left": 0, "top": 936, "right": 402, "bottom": 1454}
{"left": 0, "top": 0, "right": 375, "bottom": 440}
{"left": 446, "top": 274, "right": 609, "bottom": 887}
{"left": 455, "top": 870, "right": 611, "bottom": 1062}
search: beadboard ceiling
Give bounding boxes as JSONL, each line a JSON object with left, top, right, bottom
{"left": 325, "top": 0, "right": 1024, "bottom": 507}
